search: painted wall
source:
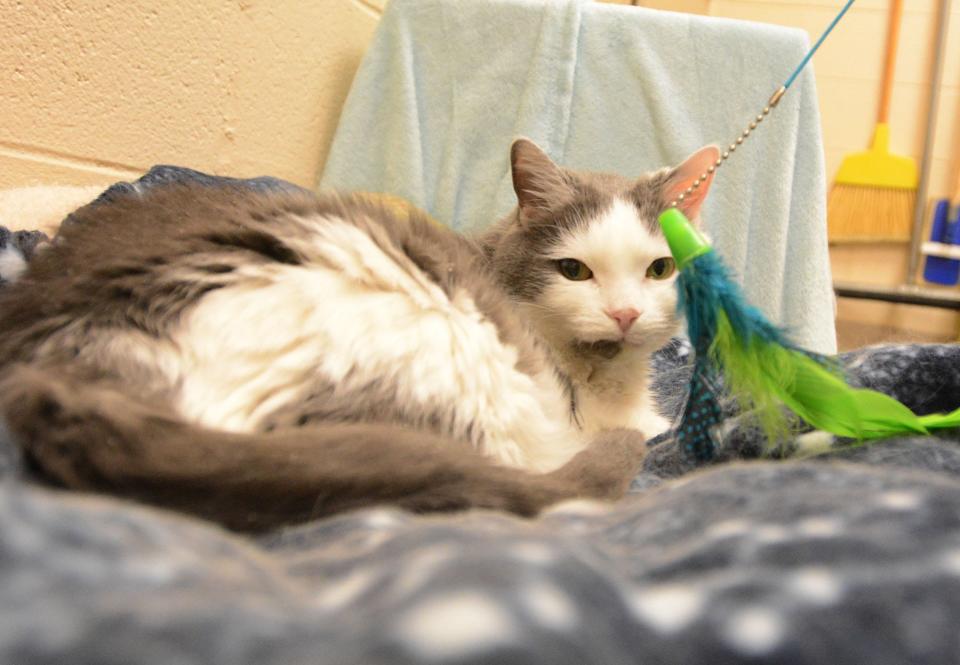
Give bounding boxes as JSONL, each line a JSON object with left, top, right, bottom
{"left": 0, "top": 0, "right": 693, "bottom": 190}
{"left": 0, "top": 0, "right": 382, "bottom": 189}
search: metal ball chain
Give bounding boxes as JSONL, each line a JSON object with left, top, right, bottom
{"left": 668, "top": 86, "right": 786, "bottom": 210}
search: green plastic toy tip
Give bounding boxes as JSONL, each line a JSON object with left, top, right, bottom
{"left": 658, "top": 208, "right": 711, "bottom": 269}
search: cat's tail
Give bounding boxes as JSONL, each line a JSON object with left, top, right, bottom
{"left": 0, "top": 365, "right": 646, "bottom": 532}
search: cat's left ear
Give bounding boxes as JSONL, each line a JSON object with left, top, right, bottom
{"left": 510, "top": 138, "right": 574, "bottom": 224}
{"left": 661, "top": 145, "right": 721, "bottom": 222}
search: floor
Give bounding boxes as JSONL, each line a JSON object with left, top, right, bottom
{"left": 835, "top": 319, "right": 956, "bottom": 352}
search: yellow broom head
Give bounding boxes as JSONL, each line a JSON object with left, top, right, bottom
{"left": 828, "top": 123, "right": 917, "bottom": 242}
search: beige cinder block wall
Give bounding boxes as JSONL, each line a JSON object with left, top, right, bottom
{"left": 0, "top": 0, "right": 383, "bottom": 189}
{"left": 0, "top": 0, "right": 654, "bottom": 194}
{"left": 0, "top": 0, "right": 665, "bottom": 192}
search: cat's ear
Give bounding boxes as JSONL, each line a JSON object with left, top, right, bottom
{"left": 661, "top": 145, "right": 721, "bottom": 221}
{"left": 511, "top": 138, "right": 573, "bottom": 223}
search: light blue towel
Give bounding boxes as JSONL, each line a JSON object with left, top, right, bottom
{"left": 320, "top": 0, "right": 836, "bottom": 353}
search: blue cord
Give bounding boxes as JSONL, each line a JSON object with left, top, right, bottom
{"left": 783, "top": 0, "right": 855, "bottom": 89}
{"left": 665, "top": 0, "right": 856, "bottom": 208}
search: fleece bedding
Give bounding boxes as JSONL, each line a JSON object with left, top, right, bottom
{"left": 1, "top": 170, "right": 959, "bottom": 664}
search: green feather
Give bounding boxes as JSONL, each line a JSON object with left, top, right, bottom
{"left": 711, "top": 310, "right": 957, "bottom": 442}
{"left": 918, "top": 408, "right": 960, "bottom": 431}
{"left": 709, "top": 309, "right": 797, "bottom": 440}
{"left": 660, "top": 207, "right": 960, "bottom": 456}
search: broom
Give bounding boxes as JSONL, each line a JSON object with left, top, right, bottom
{"left": 827, "top": 0, "right": 917, "bottom": 242}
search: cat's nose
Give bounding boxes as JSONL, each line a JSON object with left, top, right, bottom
{"left": 605, "top": 308, "right": 640, "bottom": 333}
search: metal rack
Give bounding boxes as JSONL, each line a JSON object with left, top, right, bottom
{"left": 834, "top": 281, "right": 960, "bottom": 311}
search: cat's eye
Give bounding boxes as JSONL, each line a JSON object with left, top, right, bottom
{"left": 557, "top": 258, "right": 593, "bottom": 281}
{"left": 646, "top": 257, "right": 676, "bottom": 280}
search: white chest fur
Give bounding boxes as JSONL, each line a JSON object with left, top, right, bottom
{"left": 170, "top": 216, "right": 587, "bottom": 472}
{"left": 560, "top": 344, "right": 671, "bottom": 441}
{"left": 576, "top": 377, "right": 670, "bottom": 440}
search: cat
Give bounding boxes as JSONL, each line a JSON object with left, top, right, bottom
{"left": 482, "top": 138, "right": 719, "bottom": 440}
{"left": 0, "top": 182, "right": 649, "bottom": 533}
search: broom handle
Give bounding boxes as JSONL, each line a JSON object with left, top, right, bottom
{"left": 906, "top": 0, "right": 951, "bottom": 284}
{"left": 877, "top": 0, "right": 904, "bottom": 124}
{"left": 953, "top": 154, "right": 960, "bottom": 205}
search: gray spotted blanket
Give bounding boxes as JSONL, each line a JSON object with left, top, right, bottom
{"left": 3, "top": 171, "right": 960, "bottom": 664}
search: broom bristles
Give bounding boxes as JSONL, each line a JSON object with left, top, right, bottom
{"left": 827, "top": 184, "right": 915, "bottom": 242}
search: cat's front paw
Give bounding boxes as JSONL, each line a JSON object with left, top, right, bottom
{"left": 550, "top": 428, "right": 647, "bottom": 501}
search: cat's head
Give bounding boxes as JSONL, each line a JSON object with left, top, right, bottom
{"left": 489, "top": 137, "right": 719, "bottom": 362}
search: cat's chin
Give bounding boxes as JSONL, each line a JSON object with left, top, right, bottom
{"left": 571, "top": 339, "right": 623, "bottom": 360}
{"left": 570, "top": 336, "right": 676, "bottom": 364}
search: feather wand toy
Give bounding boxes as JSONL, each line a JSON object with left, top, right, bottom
{"left": 658, "top": 0, "right": 960, "bottom": 461}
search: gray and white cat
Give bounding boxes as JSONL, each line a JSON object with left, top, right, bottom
{"left": 0, "top": 140, "right": 716, "bottom": 531}
{"left": 483, "top": 139, "right": 719, "bottom": 439}
{"left": 0, "top": 183, "right": 646, "bottom": 532}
